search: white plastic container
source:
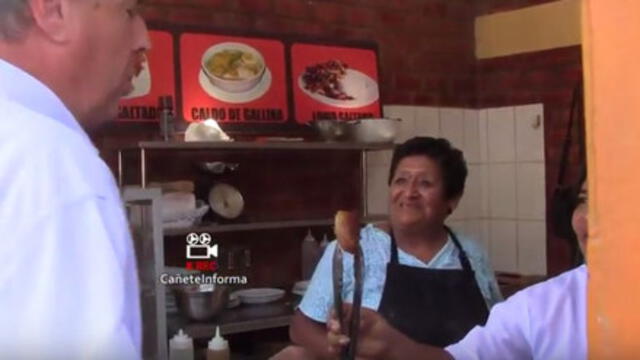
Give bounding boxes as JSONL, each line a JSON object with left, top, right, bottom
{"left": 319, "top": 234, "right": 329, "bottom": 252}
{"left": 301, "top": 229, "right": 318, "bottom": 280}
{"left": 169, "top": 329, "right": 193, "bottom": 360}
{"left": 206, "top": 326, "right": 230, "bottom": 360}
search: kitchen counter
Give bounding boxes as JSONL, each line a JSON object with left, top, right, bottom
{"left": 167, "top": 294, "right": 298, "bottom": 339}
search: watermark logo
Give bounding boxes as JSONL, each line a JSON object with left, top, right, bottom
{"left": 185, "top": 233, "right": 218, "bottom": 271}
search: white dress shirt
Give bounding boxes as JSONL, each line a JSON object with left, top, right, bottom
{"left": 446, "top": 265, "right": 587, "bottom": 360}
{"left": 0, "top": 59, "right": 141, "bottom": 359}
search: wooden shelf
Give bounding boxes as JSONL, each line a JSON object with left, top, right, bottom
{"left": 164, "top": 214, "right": 388, "bottom": 236}
{"left": 132, "top": 140, "right": 393, "bottom": 151}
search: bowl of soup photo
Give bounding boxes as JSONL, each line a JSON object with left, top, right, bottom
{"left": 201, "top": 42, "right": 266, "bottom": 93}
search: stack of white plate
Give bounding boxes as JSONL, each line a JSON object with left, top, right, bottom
{"left": 234, "top": 288, "right": 285, "bottom": 305}
{"left": 227, "top": 292, "right": 241, "bottom": 309}
{"left": 292, "top": 280, "right": 310, "bottom": 296}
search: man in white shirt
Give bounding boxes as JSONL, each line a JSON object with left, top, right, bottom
{"left": 327, "top": 180, "right": 589, "bottom": 360}
{"left": 0, "top": 0, "right": 150, "bottom": 358}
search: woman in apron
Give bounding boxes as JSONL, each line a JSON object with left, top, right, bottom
{"left": 279, "top": 137, "right": 501, "bottom": 359}
{"left": 326, "top": 174, "right": 590, "bottom": 360}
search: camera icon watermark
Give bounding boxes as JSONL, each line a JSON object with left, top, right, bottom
{"left": 186, "top": 233, "right": 218, "bottom": 259}
{"left": 184, "top": 233, "right": 219, "bottom": 271}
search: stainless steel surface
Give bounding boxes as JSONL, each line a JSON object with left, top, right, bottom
{"left": 133, "top": 140, "right": 393, "bottom": 151}
{"left": 122, "top": 187, "right": 167, "bottom": 360}
{"left": 117, "top": 150, "right": 123, "bottom": 188}
{"left": 199, "top": 161, "right": 239, "bottom": 174}
{"left": 173, "top": 285, "right": 230, "bottom": 322}
{"left": 163, "top": 215, "right": 388, "bottom": 236}
{"left": 348, "top": 245, "right": 365, "bottom": 360}
{"left": 309, "top": 119, "right": 349, "bottom": 142}
{"left": 361, "top": 151, "right": 368, "bottom": 217}
{"left": 332, "top": 246, "right": 344, "bottom": 333}
{"left": 141, "top": 148, "right": 147, "bottom": 188}
{"left": 168, "top": 295, "right": 295, "bottom": 338}
{"left": 347, "top": 118, "right": 401, "bottom": 144}
{"left": 333, "top": 241, "right": 364, "bottom": 360}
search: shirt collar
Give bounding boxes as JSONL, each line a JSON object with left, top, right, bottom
{"left": 0, "top": 58, "right": 95, "bottom": 149}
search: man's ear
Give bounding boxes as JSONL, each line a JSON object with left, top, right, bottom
{"left": 27, "top": 0, "right": 70, "bottom": 43}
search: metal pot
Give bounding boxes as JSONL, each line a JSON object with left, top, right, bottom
{"left": 308, "top": 119, "right": 349, "bottom": 142}
{"left": 347, "top": 118, "right": 401, "bottom": 144}
{"left": 172, "top": 284, "right": 230, "bottom": 321}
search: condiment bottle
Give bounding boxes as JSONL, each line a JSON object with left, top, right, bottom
{"left": 158, "top": 95, "right": 175, "bottom": 141}
{"left": 316, "top": 234, "right": 329, "bottom": 265}
{"left": 206, "top": 326, "right": 230, "bottom": 360}
{"left": 169, "top": 329, "right": 193, "bottom": 360}
{"left": 301, "top": 229, "right": 318, "bottom": 279}
{"left": 319, "top": 234, "right": 329, "bottom": 252}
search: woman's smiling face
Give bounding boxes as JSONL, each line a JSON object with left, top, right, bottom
{"left": 388, "top": 155, "right": 459, "bottom": 230}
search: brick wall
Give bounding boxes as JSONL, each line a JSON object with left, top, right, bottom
{"left": 477, "top": 46, "right": 584, "bottom": 275}
{"left": 140, "top": 0, "right": 477, "bottom": 107}
{"left": 100, "top": 0, "right": 582, "bottom": 275}
{"left": 476, "top": 0, "right": 558, "bottom": 15}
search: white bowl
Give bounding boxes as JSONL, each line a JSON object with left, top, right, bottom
{"left": 234, "top": 288, "right": 285, "bottom": 305}
{"left": 201, "top": 42, "right": 266, "bottom": 93}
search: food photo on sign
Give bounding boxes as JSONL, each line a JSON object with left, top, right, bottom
{"left": 180, "top": 33, "right": 288, "bottom": 124}
{"left": 291, "top": 43, "right": 382, "bottom": 124}
{"left": 199, "top": 42, "right": 271, "bottom": 103}
{"left": 123, "top": 53, "right": 151, "bottom": 100}
{"left": 299, "top": 59, "right": 379, "bottom": 108}
{"left": 117, "top": 30, "right": 176, "bottom": 122}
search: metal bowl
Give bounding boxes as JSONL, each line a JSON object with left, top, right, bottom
{"left": 309, "top": 119, "right": 349, "bottom": 142}
{"left": 346, "top": 118, "right": 401, "bottom": 144}
{"left": 172, "top": 284, "right": 230, "bottom": 321}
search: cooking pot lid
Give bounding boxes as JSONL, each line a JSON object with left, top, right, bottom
{"left": 208, "top": 183, "right": 244, "bottom": 219}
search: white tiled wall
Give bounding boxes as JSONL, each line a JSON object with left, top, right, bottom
{"left": 369, "top": 104, "right": 547, "bottom": 275}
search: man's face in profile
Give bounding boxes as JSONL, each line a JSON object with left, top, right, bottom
{"left": 66, "top": 0, "right": 149, "bottom": 128}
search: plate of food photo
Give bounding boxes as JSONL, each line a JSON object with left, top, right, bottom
{"left": 298, "top": 59, "right": 379, "bottom": 108}
{"left": 123, "top": 53, "right": 151, "bottom": 99}
{"left": 199, "top": 42, "right": 271, "bottom": 103}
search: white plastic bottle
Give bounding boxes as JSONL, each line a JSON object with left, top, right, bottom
{"left": 319, "top": 234, "right": 329, "bottom": 252}
{"left": 206, "top": 326, "right": 230, "bottom": 360}
{"left": 169, "top": 329, "right": 193, "bottom": 360}
{"left": 301, "top": 229, "right": 318, "bottom": 280}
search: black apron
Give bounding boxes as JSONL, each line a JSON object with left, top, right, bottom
{"left": 377, "top": 227, "right": 489, "bottom": 347}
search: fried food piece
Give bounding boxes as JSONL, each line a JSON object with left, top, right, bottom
{"left": 334, "top": 210, "right": 360, "bottom": 253}
{"left": 302, "top": 60, "right": 355, "bottom": 100}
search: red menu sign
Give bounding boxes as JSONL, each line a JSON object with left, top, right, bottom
{"left": 180, "top": 33, "right": 287, "bottom": 123}
{"left": 291, "top": 43, "right": 381, "bottom": 124}
{"left": 118, "top": 30, "right": 175, "bottom": 122}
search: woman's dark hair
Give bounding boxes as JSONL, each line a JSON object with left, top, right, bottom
{"left": 388, "top": 137, "right": 467, "bottom": 200}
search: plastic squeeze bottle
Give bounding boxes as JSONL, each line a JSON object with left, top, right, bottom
{"left": 169, "top": 329, "right": 193, "bottom": 360}
{"left": 319, "top": 234, "right": 329, "bottom": 252}
{"left": 301, "top": 229, "right": 318, "bottom": 280}
{"left": 206, "top": 326, "right": 230, "bottom": 360}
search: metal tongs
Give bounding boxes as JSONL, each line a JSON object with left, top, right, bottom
{"left": 332, "top": 241, "right": 364, "bottom": 360}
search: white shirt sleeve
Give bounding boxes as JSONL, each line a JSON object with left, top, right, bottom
{"left": 445, "top": 290, "right": 532, "bottom": 360}
{"left": 0, "top": 195, "right": 140, "bottom": 359}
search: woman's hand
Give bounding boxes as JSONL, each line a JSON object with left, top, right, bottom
{"left": 327, "top": 312, "right": 349, "bottom": 357}
{"left": 326, "top": 304, "right": 396, "bottom": 359}
{"left": 326, "top": 304, "right": 453, "bottom": 360}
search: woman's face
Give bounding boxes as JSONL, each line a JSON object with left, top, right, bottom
{"left": 572, "top": 181, "right": 589, "bottom": 257}
{"left": 388, "top": 155, "right": 459, "bottom": 230}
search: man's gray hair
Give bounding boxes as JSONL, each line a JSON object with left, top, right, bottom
{"left": 0, "top": 0, "right": 33, "bottom": 41}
